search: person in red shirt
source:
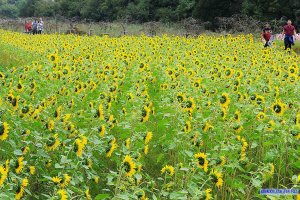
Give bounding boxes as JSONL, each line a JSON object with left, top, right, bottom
{"left": 262, "top": 24, "right": 272, "bottom": 48}
{"left": 282, "top": 20, "right": 297, "bottom": 50}
{"left": 25, "top": 21, "right": 32, "bottom": 34}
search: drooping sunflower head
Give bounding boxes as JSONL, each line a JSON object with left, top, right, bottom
{"left": 183, "top": 121, "right": 192, "bottom": 133}
{"left": 45, "top": 134, "right": 60, "bottom": 151}
{"left": 210, "top": 169, "right": 223, "bottom": 188}
{"left": 194, "top": 152, "right": 208, "bottom": 172}
{"left": 15, "top": 156, "right": 24, "bottom": 174}
{"left": 0, "top": 122, "right": 9, "bottom": 141}
{"left": 161, "top": 165, "right": 175, "bottom": 176}
{"left": 219, "top": 93, "right": 230, "bottom": 108}
{"left": 144, "top": 132, "right": 153, "bottom": 145}
{"left": 122, "top": 155, "right": 136, "bottom": 177}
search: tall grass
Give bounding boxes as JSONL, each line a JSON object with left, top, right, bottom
{"left": 0, "top": 42, "right": 37, "bottom": 70}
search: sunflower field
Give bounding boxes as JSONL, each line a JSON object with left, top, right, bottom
{"left": 0, "top": 29, "right": 299, "bottom": 200}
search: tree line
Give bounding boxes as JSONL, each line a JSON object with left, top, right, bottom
{"left": 1, "top": 0, "right": 300, "bottom": 24}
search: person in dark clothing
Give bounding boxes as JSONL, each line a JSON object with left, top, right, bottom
{"left": 282, "top": 20, "right": 297, "bottom": 50}
{"left": 32, "top": 20, "right": 38, "bottom": 35}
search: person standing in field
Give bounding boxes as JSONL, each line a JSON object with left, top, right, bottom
{"left": 262, "top": 24, "right": 272, "bottom": 48}
{"left": 38, "top": 18, "right": 44, "bottom": 34}
{"left": 32, "top": 20, "right": 38, "bottom": 35}
{"left": 25, "top": 21, "right": 32, "bottom": 34}
{"left": 37, "top": 20, "right": 43, "bottom": 34}
{"left": 282, "top": 19, "right": 297, "bottom": 50}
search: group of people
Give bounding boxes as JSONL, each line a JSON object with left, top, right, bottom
{"left": 25, "top": 18, "right": 44, "bottom": 35}
{"left": 262, "top": 19, "right": 298, "bottom": 50}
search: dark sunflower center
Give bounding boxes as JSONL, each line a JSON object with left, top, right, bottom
{"left": 194, "top": 82, "right": 199, "bottom": 87}
{"left": 250, "top": 94, "right": 256, "bottom": 101}
{"left": 212, "top": 175, "right": 218, "bottom": 183}
{"left": 22, "top": 106, "right": 29, "bottom": 114}
{"left": 256, "top": 98, "right": 262, "bottom": 105}
{"left": 105, "top": 144, "right": 112, "bottom": 153}
{"left": 220, "top": 96, "right": 226, "bottom": 104}
{"left": 142, "top": 109, "right": 147, "bottom": 117}
{"left": 47, "top": 137, "right": 55, "bottom": 147}
{"left": 186, "top": 101, "right": 193, "bottom": 108}
{"left": 11, "top": 98, "right": 17, "bottom": 107}
{"left": 221, "top": 111, "right": 225, "bottom": 117}
{"left": 0, "top": 124, "right": 4, "bottom": 135}
{"left": 15, "top": 160, "right": 20, "bottom": 169}
{"left": 273, "top": 105, "right": 282, "bottom": 113}
{"left": 177, "top": 95, "right": 183, "bottom": 102}
{"left": 234, "top": 114, "right": 239, "bottom": 120}
{"left": 198, "top": 157, "right": 205, "bottom": 166}
{"left": 17, "top": 84, "right": 22, "bottom": 89}
{"left": 123, "top": 162, "right": 131, "bottom": 172}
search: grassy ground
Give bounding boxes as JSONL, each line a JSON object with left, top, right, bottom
{"left": 0, "top": 42, "right": 37, "bottom": 69}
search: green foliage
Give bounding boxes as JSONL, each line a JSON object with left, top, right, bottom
{"left": 1, "top": 0, "right": 300, "bottom": 27}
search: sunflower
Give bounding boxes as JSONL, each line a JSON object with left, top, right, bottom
{"left": 48, "top": 53, "right": 58, "bottom": 63}
{"left": 256, "top": 112, "right": 266, "bottom": 120}
{"left": 52, "top": 174, "right": 71, "bottom": 188}
{"left": 15, "top": 156, "right": 25, "bottom": 174}
{"left": 234, "top": 110, "right": 241, "bottom": 122}
{"left": 85, "top": 189, "right": 92, "bottom": 200}
{"left": 256, "top": 95, "right": 265, "bottom": 105}
{"left": 99, "top": 125, "right": 106, "bottom": 137}
{"left": 122, "top": 155, "right": 136, "bottom": 177}
{"left": 45, "top": 134, "right": 61, "bottom": 151}
{"left": 21, "top": 146, "right": 29, "bottom": 154}
{"left": 219, "top": 93, "right": 230, "bottom": 109}
{"left": 106, "top": 139, "right": 118, "bottom": 157}
{"left": 271, "top": 100, "right": 285, "bottom": 116}
{"left": 15, "top": 178, "right": 28, "bottom": 200}
{"left": 0, "top": 72, "right": 4, "bottom": 79}
{"left": 16, "top": 81, "right": 24, "bottom": 92}
{"left": 194, "top": 152, "right": 208, "bottom": 172}
{"left": 184, "top": 97, "right": 196, "bottom": 113}
{"left": 161, "top": 165, "right": 175, "bottom": 176}
{"left": 289, "top": 73, "right": 298, "bottom": 84}
{"left": 204, "top": 188, "right": 212, "bottom": 200}
{"left": 0, "top": 160, "right": 9, "bottom": 186}
{"left": 183, "top": 121, "right": 192, "bottom": 133}
{"left": 220, "top": 107, "right": 227, "bottom": 120}
{"left": 54, "top": 106, "right": 62, "bottom": 119}
{"left": 203, "top": 122, "right": 214, "bottom": 133}
{"left": 144, "top": 132, "right": 153, "bottom": 145}
{"left": 176, "top": 92, "right": 186, "bottom": 103}
{"left": 144, "top": 145, "right": 149, "bottom": 155}
{"left": 74, "top": 135, "right": 87, "bottom": 157}
{"left": 0, "top": 121, "right": 9, "bottom": 141}
{"left": 216, "top": 156, "right": 226, "bottom": 166}
{"left": 122, "top": 107, "right": 127, "bottom": 115}
{"left": 57, "top": 189, "right": 68, "bottom": 200}
{"left": 210, "top": 169, "right": 223, "bottom": 188}
{"left": 141, "top": 106, "right": 151, "bottom": 122}
{"left": 125, "top": 138, "right": 131, "bottom": 149}
{"left": 46, "top": 120, "right": 55, "bottom": 131}
{"left": 224, "top": 68, "right": 234, "bottom": 78}
{"left": 11, "top": 96, "right": 19, "bottom": 109}
{"left": 192, "top": 79, "right": 202, "bottom": 88}
{"left": 29, "top": 166, "right": 36, "bottom": 175}
{"left": 296, "top": 113, "right": 300, "bottom": 127}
